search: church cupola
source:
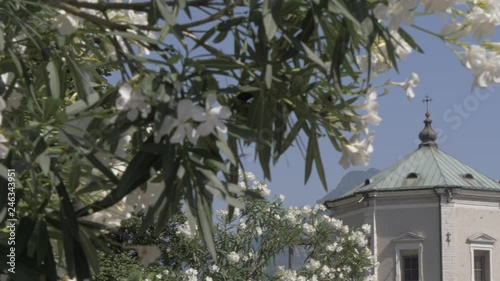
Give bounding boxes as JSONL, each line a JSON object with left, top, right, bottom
{"left": 418, "top": 112, "right": 438, "bottom": 148}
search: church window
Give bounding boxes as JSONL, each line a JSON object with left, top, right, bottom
{"left": 467, "top": 233, "right": 495, "bottom": 281}
{"left": 401, "top": 251, "right": 419, "bottom": 281}
{"left": 473, "top": 250, "right": 490, "bottom": 281}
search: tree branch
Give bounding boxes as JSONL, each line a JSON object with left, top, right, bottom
{"left": 52, "top": 0, "right": 227, "bottom": 12}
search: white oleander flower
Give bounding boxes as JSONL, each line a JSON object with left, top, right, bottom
{"left": 305, "top": 259, "right": 321, "bottom": 271}
{"left": 391, "top": 72, "right": 420, "bottom": 101}
{"left": 133, "top": 245, "right": 161, "bottom": 267}
{"left": 373, "top": 0, "right": 418, "bottom": 30}
{"left": 192, "top": 94, "right": 231, "bottom": 136}
{"left": 441, "top": 20, "right": 469, "bottom": 40}
{"left": 52, "top": 10, "right": 80, "bottom": 35}
{"left": 276, "top": 194, "right": 285, "bottom": 202}
{"left": 216, "top": 209, "right": 228, "bottom": 218}
{"left": 184, "top": 268, "right": 198, "bottom": 281}
{"left": 303, "top": 223, "right": 315, "bottom": 235}
{"left": 169, "top": 99, "right": 202, "bottom": 145}
{"left": 356, "top": 32, "right": 412, "bottom": 74}
{"left": 1, "top": 72, "right": 22, "bottom": 111}
{"left": 227, "top": 251, "right": 240, "bottom": 264}
{"left": 355, "top": 88, "right": 381, "bottom": 135}
{"left": 277, "top": 268, "right": 298, "bottom": 281}
{"left": 312, "top": 204, "right": 326, "bottom": 213}
{"left": 116, "top": 83, "right": 151, "bottom": 121}
{"left": 339, "top": 133, "right": 375, "bottom": 169}
{"left": 176, "top": 221, "right": 196, "bottom": 239}
{"left": 209, "top": 265, "right": 219, "bottom": 273}
{"left": 466, "top": 0, "right": 500, "bottom": 39}
{"left": 256, "top": 226, "right": 263, "bottom": 236}
{"left": 326, "top": 243, "right": 337, "bottom": 252}
{"left": 253, "top": 182, "right": 271, "bottom": 197}
{"left": 420, "top": 0, "right": 465, "bottom": 13}
{"left": 6, "top": 91, "right": 22, "bottom": 111}
{"left": 465, "top": 45, "right": 500, "bottom": 87}
{"left": 362, "top": 224, "right": 372, "bottom": 234}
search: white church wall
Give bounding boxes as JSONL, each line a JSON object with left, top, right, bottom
{"left": 375, "top": 200, "right": 441, "bottom": 281}
{"left": 454, "top": 197, "right": 500, "bottom": 281}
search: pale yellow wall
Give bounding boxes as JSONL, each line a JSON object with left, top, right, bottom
{"left": 455, "top": 204, "right": 500, "bottom": 280}
{"left": 376, "top": 205, "right": 441, "bottom": 281}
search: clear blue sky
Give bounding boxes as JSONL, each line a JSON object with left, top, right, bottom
{"left": 231, "top": 15, "right": 500, "bottom": 208}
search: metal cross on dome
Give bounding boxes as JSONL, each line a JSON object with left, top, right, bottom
{"left": 422, "top": 95, "right": 433, "bottom": 113}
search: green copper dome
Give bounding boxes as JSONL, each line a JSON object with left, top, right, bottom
{"left": 331, "top": 113, "right": 500, "bottom": 201}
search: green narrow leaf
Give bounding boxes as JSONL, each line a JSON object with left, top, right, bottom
{"left": 262, "top": 0, "right": 277, "bottom": 42}
{"left": 79, "top": 229, "right": 100, "bottom": 275}
{"left": 195, "top": 186, "right": 216, "bottom": 259}
{"left": 328, "top": 0, "right": 360, "bottom": 28}
{"left": 278, "top": 113, "right": 307, "bottom": 158}
{"left": 37, "top": 152, "right": 51, "bottom": 176}
{"left": 148, "top": 0, "right": 160, "bottom": 25}
{"left": 198, "top": 58, "right": 242, "bottom": 70}
{"left": 282, "top": 33, "right": 326, "bottom": 70}
{"left": 66, "top": 56, "right": 92, "bottom": 100}
{"left": 265, "top": 63, "right": 273, "bottom": 89}
{"left": 0, "top": 25, "right": 4, "bottom": 51}
{"left": 398, "top": 27, "right": 424, "bottom": 54}
{"left": 311, "top": 129, "right": 328, "bottom": 191}
{"left": 38, "top": 221, "right": 58, "bottom": 281}
{"left": 77, "top": 148, "right": 160, "bottom": 216}
{"left": 258, "top": 143, "right": 272, "bottom": 180}
{"left": 65, "top": 92, "right": 100, "bottom": 115}
{"left": 304, "top": 125, "right": 314, "bottom": 185}
{"left": 215, "top": 131, "right": 236, "bottom": 165}
{"left": 213, "top": 31, "right": 229, "bottom": 43}
{"left": 204, "top": 185, "right": 245, "bottom": 209}
{"left": 46, "top": 60, "right": 61, "bottom": 99}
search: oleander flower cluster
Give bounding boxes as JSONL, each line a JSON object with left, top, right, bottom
{"left": 366, "top": 0, "right": 500, "bottom": 89}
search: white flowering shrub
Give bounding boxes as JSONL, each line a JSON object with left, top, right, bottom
{"left": 123, "top": 173, "right": 375, "bottom": 281}
{"left": 0, "top": 0, "right": 499, "bottom": 279}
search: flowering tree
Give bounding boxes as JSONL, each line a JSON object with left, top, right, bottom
{"left": 0, "top": 0, "right": 499, "bottom": 280}
{"left": 94, "top": 173, "right": 375, "bottom": 281}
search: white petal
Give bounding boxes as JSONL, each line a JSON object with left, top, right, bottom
{"left": 191, "top": 105, "right": 206, "bottom": 122}
{"left": 127, "top": 108, "right": 139, "bottom": 121}
{"left": 185, "top": 124, "right": 199, "bottom": 145}
{"left": 214, "top": 120, "right": 228, "bottom": 133}
{"left": 0, "top": 97, "right": 6, "bottom": 112}
{"left": 170, "top": 126, "right": 186, "bottom": 144}
{"left": 118, "top": 83, "right": 132, "bottom": 98}
{"left": 406, "top": 88, "right": 415, "bottom": 101}
{"left": 155, "top": 116, "right": 175, "bottom": 143}
{"left": 197, "top": 121, "right": 214, "bottom": 137}
{"left": 177, "top": 99, "right": 194, "bottom": 122}
{"left": 210, "top": 105, "right": 232, "bottom": 119}
{"left": 339, "top": 152, "right": 351, "bottom": 169}
{"left": 0, "top": 144, "right": 10, "bottom": 159}
{"left": 206, "top": 93, "right": 217, "bottom": 106}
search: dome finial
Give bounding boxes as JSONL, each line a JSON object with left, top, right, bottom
{"left": 419, "top": 95, "right": 438, "bottom": 148}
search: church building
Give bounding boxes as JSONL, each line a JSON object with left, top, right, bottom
{"left": 324, "top": 112, "right": 500, "bottom": 281}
